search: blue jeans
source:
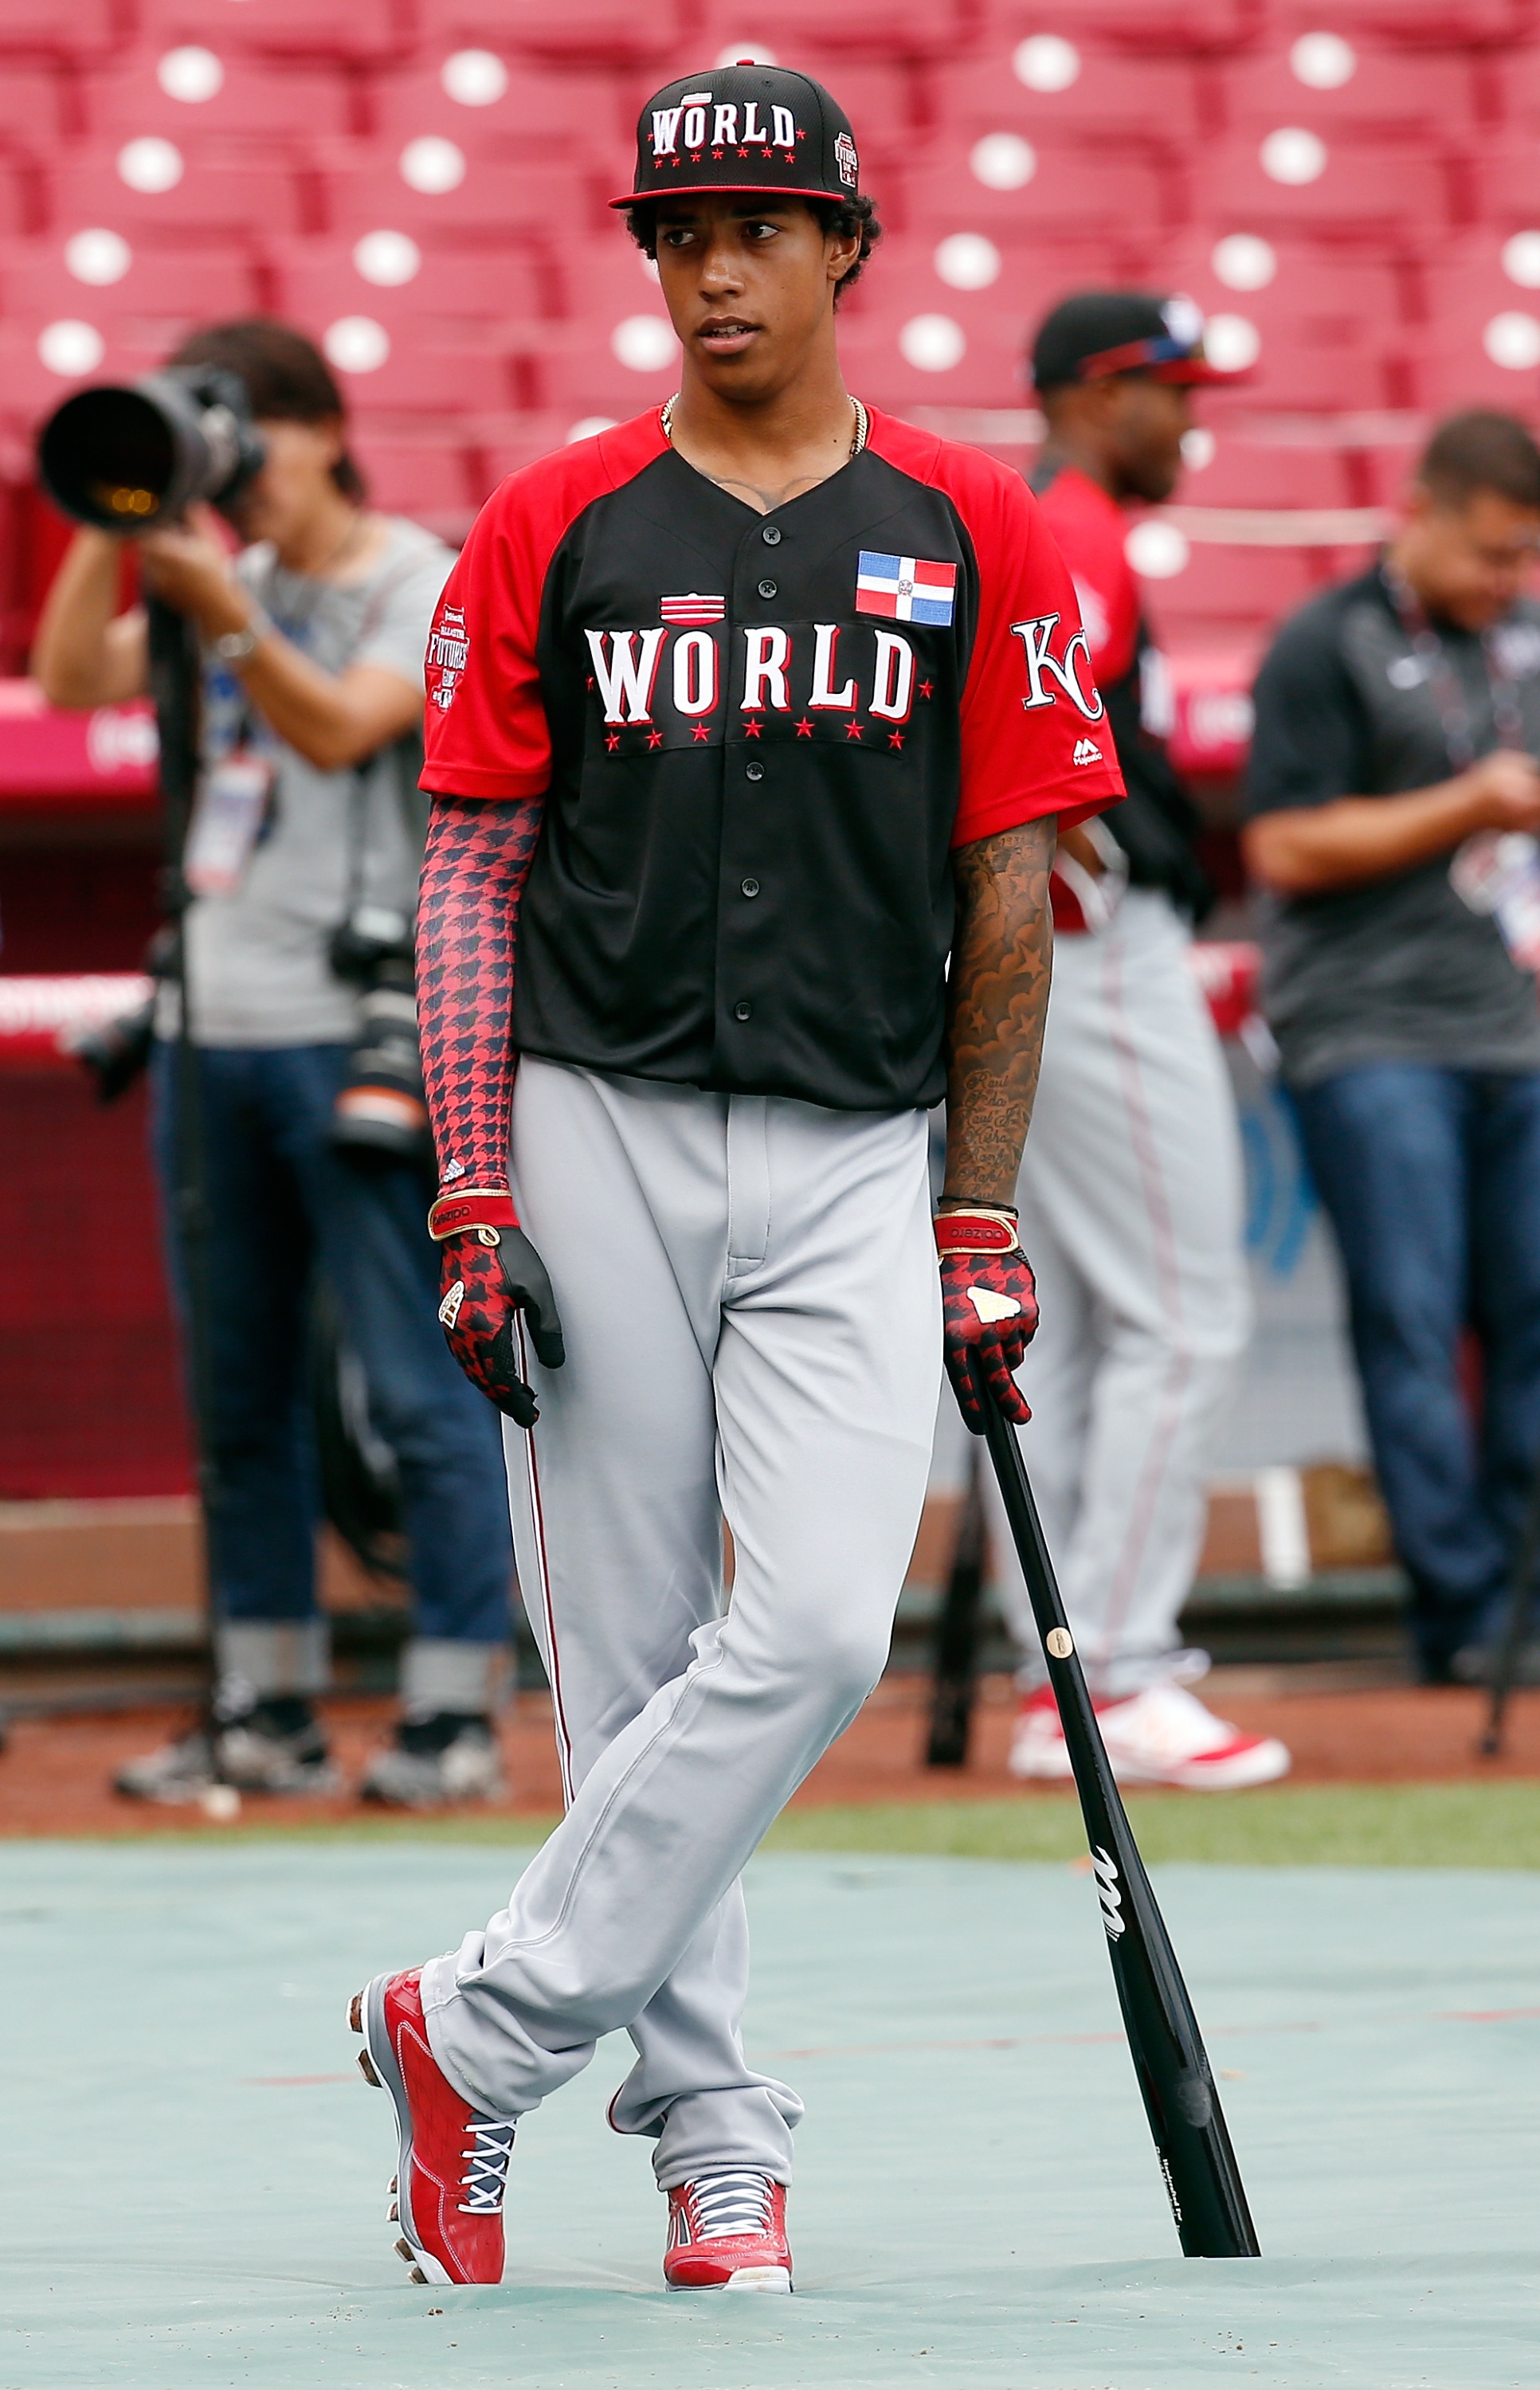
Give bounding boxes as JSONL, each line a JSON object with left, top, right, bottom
{"left": 151, "top": 1041, "right": 513, "bottom": 1644}
{"left": 1291, "top": 1064, "right": 1540, "bottom": 1676}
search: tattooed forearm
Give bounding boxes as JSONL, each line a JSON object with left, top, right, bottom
{"left": 942, "top": 815, "right": 1056, "bottom": 1209}
{"left": 416, "top": 791, "right": 545, "bottom": 1191}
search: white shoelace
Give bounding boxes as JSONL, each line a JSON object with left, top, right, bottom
{"left": 457, "top": 2117, "right": 515, "bottom": 2215}
{"left": 684, "top": 2170, "right": 775, "bottom": 2241}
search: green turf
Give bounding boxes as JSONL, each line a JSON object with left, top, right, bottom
{"left": 766, "top": 1781, "right": 1540, "bottom": 1868}
{"left": 100, "top": 1778, "right": 1540, "bottom": 1867}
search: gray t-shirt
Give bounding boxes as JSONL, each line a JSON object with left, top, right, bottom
{"left": 1244, "top": 564, "right": 1540, "bottom": 1087}
{"left": 177, "top": 516, "right": 454, "bottom": 1048}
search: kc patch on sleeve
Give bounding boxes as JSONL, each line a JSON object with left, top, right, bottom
{"left": 856, "top": 551, "right": 958, "bottom": 626}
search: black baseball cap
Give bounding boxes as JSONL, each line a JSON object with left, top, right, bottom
{"left": 610, "top": 63, "right": 861, "bottom": 210}
{"left": 1030, "top": 291, "right": 1244, "bottom": 390}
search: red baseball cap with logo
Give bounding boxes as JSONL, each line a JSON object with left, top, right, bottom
{"left": 610, "top": 62, "right": 863, "bottom": 209}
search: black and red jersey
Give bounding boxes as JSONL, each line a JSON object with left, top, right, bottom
{"left": 422, "top": 406, "right": 1123, "bottom": 1111}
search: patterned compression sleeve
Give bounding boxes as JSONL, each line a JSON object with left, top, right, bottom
{"left": 416, "top": 792, "right": 546, "bottom": 1193}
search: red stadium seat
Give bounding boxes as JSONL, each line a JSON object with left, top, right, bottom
{"left": 0, "top": 237, "right": 264, "bottom": 344}
{"left": 980, "top": 0, "right": 1256, "bottom": 52}
{"left": 1219, "top": 42, "right": 1479, "bottom": 138}
{"left": 81, "top": 55, "right": 356, "bottom": 144}
{"left": 472, "top": 413, "right": 583, "bottom": 491}
{"left": 1137, "top": 538, "right": 1336, "bottom": 641}
{"left": 837, "top": 303, "right": 1027, "bottom": 413}
{"left": 696, "top": 0, "right": 971, "bottom": 61}
{"left": 315, "top": 142, "right": 598, "bottom": 246}
{"left": 47, "top": 147, "right": 310, "bottom": 243}
{"left": 1174, "top": 435, "right": 1357, "bottom": 511}
{"left": 903, "top": 143, "right": 1174, "bottom": 240}
{"left": 416, "top": 0, "right": 693, "bottom": 67}
{"left": 347, "top": 429, "right": 479, "bottom": 529}
{"left": 533, "top": 319, "right": 682, "bottom": 425}
{"left": 1471, "top": 143, "right": 1540, "bottom": 237}
{"left": 1151, "top": 234, "right": 1410, "bottom": 411}
{"left": 366, "top": 62, "right": 631, "bottom": 165}
{"left": 0, "top": 0, "right": 119, "bottom": 60}
{"left": 0, "top": 69, "right": 69, "bottom": 149}
{"left": 1481, "top": 43, "right": 1540, "bottom": 132}
{"left": 327, "top": 327, "right": 535, "bottom": 416}
{"left": 139, "top": 0, "right": 409, "bottom": 64}
{"left": 0, "top": 319, "right": 165, "bottom": 433}
{"left": 547, "top": 237, "right": 672, "bottom": 333}
{"left": 1413, "top": 236, "right": 1540, "bottom": 415}
{"left": 1271, "top": 0, "right": 1528, "bottom": 40}
{"left": 0, "top": 147, "right": 48, "bottom": 243}
{"left": 1190, "top": 133, "right": 1452, "bottom": 237}
{"left": 935, "top": 47, "right": 1205, "bottom": 151}
{"left": 267, "top": 237, "right": 547, "bottom": 331}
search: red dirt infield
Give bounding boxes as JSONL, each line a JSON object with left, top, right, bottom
{"left": 2, "top": 1671, "right": 1538, "bottom": 1838}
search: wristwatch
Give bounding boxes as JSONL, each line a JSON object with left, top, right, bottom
{"left": 210, "top": 612, "right": 269, "bottom": 664}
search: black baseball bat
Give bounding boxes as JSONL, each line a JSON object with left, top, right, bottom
{"left": 970, "top": 1355, "right": 1260, "bottom": 2259}
{"left": 927, "top": 1444, "right": 986, "bottom": 1766}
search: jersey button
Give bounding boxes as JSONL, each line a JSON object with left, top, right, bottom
{"left": 761, "top": 526, "right": 782, "bottom": 545}
{"left": 741, "top": 876, "right": 761, "bottom": 898}
{"left": 745, "top": 759, "right": 764, "bottom": 782}
{"left": 733, "top": 999, "right": 753, "bottom": 1021}
{"left": 756, "top": 578, "right": 778, "bottom": 599}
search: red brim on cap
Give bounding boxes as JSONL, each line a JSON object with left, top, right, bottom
{"left": 608, "top": 182, "right": 843, "bottom": 207}
{"left": 1147, "top": 358, "right": 1250, "bottom": 385}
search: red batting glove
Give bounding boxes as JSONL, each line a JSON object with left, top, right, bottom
{"left": 428, "top": 1189, "right": 565, "bottom": 1430}
{"left": 936, "top": 1206, "right": 1039, "bottom": 1433}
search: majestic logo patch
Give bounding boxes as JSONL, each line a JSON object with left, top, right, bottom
{"left": 1072, "top": 738, "right": 1103, "bottom": 764}
{"left": 426, "top": 604, "right": 468, "bottom": 711}
{"left": 660, "top": 593, "right": 726, "bottom": 625}
{"left": 856, "top": 551, "right": 958, "bottom": 627}
{"left": 834, "top": 128, "right": 859, "bottom": 188}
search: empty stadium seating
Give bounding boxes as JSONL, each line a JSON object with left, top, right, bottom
{"left": 0, "top": 9, "right": 1538, "bottom": 684}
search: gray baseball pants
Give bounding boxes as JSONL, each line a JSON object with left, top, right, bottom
{"left": 982, "top": 890, "right": 1250, "bottom": 1698}
{"left": 420, "top": 1058, "right": 938, "bottom": 2184}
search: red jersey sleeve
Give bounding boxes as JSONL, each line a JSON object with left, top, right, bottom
{"left": 1033, "top": 464, "right": 1141, "bottom": 688}
{"left": 421, "top": 483, "right": 552, "bottom": 800}
{"left": 946, "top": 453, "right": 1126, "bottom": 848}
{"left": 421, "top": 411, "right": 667, "bottom": 800}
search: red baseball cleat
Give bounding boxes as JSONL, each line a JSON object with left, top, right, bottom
{"left": 349, "top": 1969, "right": 515, "bottom": 2285}
{"left": 663, "top": 2171, "right": 793, "bottom": 2293}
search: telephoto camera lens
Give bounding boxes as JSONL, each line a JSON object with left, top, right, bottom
{"left": 36, "top": 366, "right": 264, "bottom": 530}
{"left": 331, "top": 957, "right": 433, "bottom": 1170}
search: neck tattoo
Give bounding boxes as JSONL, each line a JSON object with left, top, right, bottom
{"left": 660, "top": 395, "right": 868, "bottom": 511}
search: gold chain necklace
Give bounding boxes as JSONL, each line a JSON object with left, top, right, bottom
{"left": 660, "top": 394, "right": 868, "bottom": 460}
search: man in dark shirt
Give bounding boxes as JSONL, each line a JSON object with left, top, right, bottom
{"left": 1244, "top": 409, "right": 1540, "bottom": 1680}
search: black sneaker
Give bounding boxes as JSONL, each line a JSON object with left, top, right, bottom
{"left": 359, "top": 1713, "right": 504, "bottom": 1808}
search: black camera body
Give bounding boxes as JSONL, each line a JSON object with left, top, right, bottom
{"left": 327, "top": 903, "right": 433, "bottom": 1172}
{"left": 37, "top": 363, "right": 265, "bottom": 531}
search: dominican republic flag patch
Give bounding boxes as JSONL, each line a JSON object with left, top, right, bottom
{"left": 856, "top": 551, "right": 958, "bottom": 626}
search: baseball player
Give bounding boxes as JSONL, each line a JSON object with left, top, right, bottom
{"left": 348, "top": 65, "right": 1121, "bottom": 2293}
{"left": 990, "top": 294, "right": 1287, "bottom": 1790}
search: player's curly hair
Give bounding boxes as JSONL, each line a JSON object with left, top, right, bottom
{"left": 624, "top": 194, "right": 882, "bottom": 307}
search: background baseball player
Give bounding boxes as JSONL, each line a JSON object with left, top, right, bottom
{"left": 989, "top": 293, "right": 1288, "bottom": 1792}
{"left": 348, "top": 65, "right": 1121, "bottom": 2294}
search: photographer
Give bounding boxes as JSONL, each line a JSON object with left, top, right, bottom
{"left": 1244, "top": 410, "right": 1540, "bottom": 1683}
{"left": 33, "top": 319, "right": 517, "bottom": 1804}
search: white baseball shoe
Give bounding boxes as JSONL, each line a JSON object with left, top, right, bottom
{"left": 1009, "top": 1680, "right": 1291, "bottom": 1791}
